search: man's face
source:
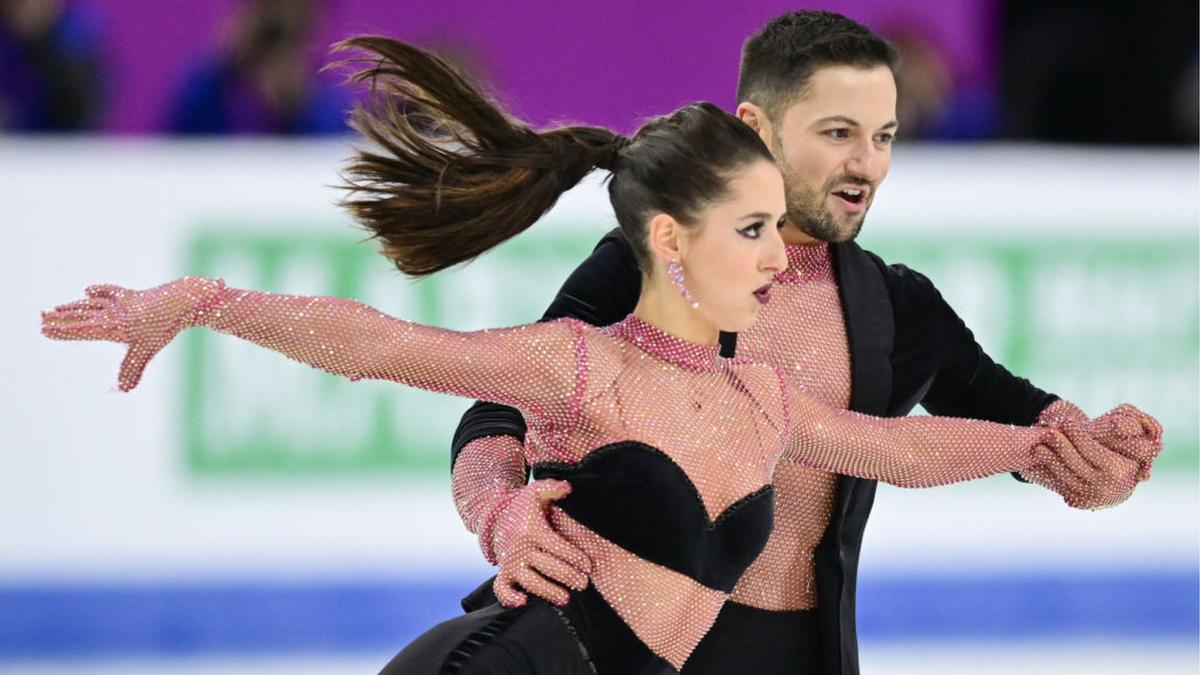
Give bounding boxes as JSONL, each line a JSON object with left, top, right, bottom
{"left": 766, "top": 65, "right": 898, "bottom": 244}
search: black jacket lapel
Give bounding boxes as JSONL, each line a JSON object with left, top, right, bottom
{"left": 814, "top": 241, "right": 895, "bottom": 675}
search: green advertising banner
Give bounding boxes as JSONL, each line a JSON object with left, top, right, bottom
{"left": 184, "top": 225, "right": 1199, "bottom": 477}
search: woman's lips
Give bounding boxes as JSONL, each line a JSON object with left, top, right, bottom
{"left": 753, "top": 283, "right": 772, "bottom": 304}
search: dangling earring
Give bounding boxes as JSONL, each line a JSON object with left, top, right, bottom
{"left": 667, "top": 258, "right": 699, "bottom": 309}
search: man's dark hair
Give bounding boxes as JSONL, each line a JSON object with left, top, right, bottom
{"left": 736, "top": 10, "right": 900, "bottom": 119}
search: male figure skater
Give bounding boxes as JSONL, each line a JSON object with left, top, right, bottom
{"left": 447, "top": 11, "right": 1159, "bottom": 674}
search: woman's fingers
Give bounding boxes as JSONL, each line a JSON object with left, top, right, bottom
{"left": 41, "top": 323, "right": 95, "bottom": 341}
{"left": 533, "top": 524, "right": 591, "bottom": 575}
{"left": 41, "top": 317, "right": 113, "bottom": 341}
{"left": 46, "top": 309, "right": 97, "bottom": 322}
{"left": 1052, "top": 429, "right": 1098, "bottom": 478}
{"left": 1032, "top": 444, "right": 1086, "bottom": 496}
{"left": 1118, "top": 406, "right": 1163, "bottom": 442}
{"left": 1142, "top": 414, "right": 1163, "bottom": 441}
{"left": 1087, "top": 416, "right": 1161, "bottom": 469}
{"left": 1118, "top": 438, "right": 1160, "bottom": 481}
{"left": 492, "top": 572, "right": 528, "bottom": 608}
{"left": 509, "top": 563, "right": 571, "bottom": 606}
{"left": 117, "top": 342, "right": 162, "bottom": 392}
{"left": 42, "top": 284, "right": 173, "bottom": 392}
{"left": 43, "top": 305, "right": 127, "bottom": 341}
{"left": 1086, "top": 412, "right": 1123, "bottom": 447}
{"left": 1091, "top": 404, "right": 1152, "bottom": 439}
{"left": 526, "top": 549, "right": 588, "bottom": 592}
{"left": 42, "top": 311, "right": 97, "bottom": 328}
{"left": 1111, "top": 414, "right": 1145, "bottom": 439}
{"left": 1056, "top": 423, "right": 1140, "bottom": 485}
{"left": 1072, "top": 407, "right": 1158, "bottom": 482}
{"left": 532, "top": 478, "right": 572, "bottom": 504}
{"left": 53, "top": 299, "right": 107, "bottom": 313}
{"left": 1104, "top": 436, "right": 1160, "bottom": 466}
{"left": 85, "top": 284, "right": 124, "bottom": 299}
{"left": 524, "top": 479, "right": 591, "bottom": 574}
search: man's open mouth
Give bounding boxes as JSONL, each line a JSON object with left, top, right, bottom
{"left": 832, "top": 187, "right": 866, "bottom": 206}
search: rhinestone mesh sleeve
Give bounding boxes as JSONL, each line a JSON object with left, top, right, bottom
{"left": 42, "top": 276, "right": 1102, "bottom": 670}
{"left": 451, "top": 435, "right": 528, "bottom": 562}
{"left": 775, "top": 369, "right": 1050, "bottom": 486}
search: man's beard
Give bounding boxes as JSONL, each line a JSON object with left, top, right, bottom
{"left": 783, "top": 174, "right": 869, "bottom": 243}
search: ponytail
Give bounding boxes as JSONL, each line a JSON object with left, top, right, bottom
{"left": 335, "top": 36, "right": 625, "bottom": 276}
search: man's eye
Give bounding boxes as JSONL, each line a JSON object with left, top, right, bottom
{"left": 738, "top": 223, "right": 764, "bottom": 239}
{"left": 776, "top": 216, "right": 787, "bottom": 229}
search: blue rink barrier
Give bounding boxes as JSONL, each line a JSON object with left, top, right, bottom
{"left": 0, "top": 571, "right": 1196, "bottom": 659}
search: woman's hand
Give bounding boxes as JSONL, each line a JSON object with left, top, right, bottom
{"left": 488, "top": 478, "right": 592, "bottom": 607}
{"left": 1025, "top": 402, "right": 1163, "bottom": 509}
{"left": 1086, "top": 403, "right": 1162, "bottom": 481}
{"left": 41, "top": 277, "right": 224, "bottom": 391}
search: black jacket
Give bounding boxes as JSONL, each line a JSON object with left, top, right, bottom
{"left": 451, "top": 231, "right": 1057, "bottom": 675}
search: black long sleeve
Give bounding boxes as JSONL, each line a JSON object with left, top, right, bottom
{"left": 449, "top": 230, "right": 643, "bottom": 467}
{"left": 881, "top": 260, "right": 1058, "bottom": 426}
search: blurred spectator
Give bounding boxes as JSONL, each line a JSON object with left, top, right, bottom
{"left": 0, "top": 0, "right": 106, "bottom": 132}
{"left": 887, "top": 26, "right": 999, "bottom": 141}
{"left": 166, "top": 0, "right": 347, "bottom": 136}
{"left": 1001, "top": 0, "right": 1198, "bottom": 145}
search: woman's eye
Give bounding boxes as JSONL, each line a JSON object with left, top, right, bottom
{"left": 825, "top": 128, "right": 850, "bottom": 139}
{"left": 738, "top": 223, "right": 764, "bottom": 239}
{"left": 876, "top": 132, "right": 895, "bottom": 144}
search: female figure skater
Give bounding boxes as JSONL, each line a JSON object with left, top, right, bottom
{"left": 41, "top": 38, "right": 1158, "bottom": 675}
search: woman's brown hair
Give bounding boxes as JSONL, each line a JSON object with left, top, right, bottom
{"left": 337, "top": 36, "right": 774, "bottom": 276}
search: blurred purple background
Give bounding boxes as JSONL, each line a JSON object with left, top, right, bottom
{"left": 83, "top": 0, "right": 997, "bottom": 134}
{"left": 2, "top": 1, "right": 1195, "bottom": 141}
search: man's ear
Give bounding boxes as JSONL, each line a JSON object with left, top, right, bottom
{"left": 737, "top": 101, "right": 776, "bottom": 151}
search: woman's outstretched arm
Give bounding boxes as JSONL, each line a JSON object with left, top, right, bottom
{"left": 777, "top": 370, "right": 1160, "bottom": 489}
{"left": 42, "top": 276, "right": 587, "bottom": 429}
{"left": 780, "top": 391, "right": 1045, "bottom": 487}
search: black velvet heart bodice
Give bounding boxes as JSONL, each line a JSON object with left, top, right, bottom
{"left": 533, "top": 441, "right": 774, "bottom": 593}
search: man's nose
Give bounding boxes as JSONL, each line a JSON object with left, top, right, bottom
{"left": 845, "top": 138, "right": 888, "bottom": 184}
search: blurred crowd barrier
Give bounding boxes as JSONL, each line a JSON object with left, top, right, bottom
{"left": 2, "top": 139, "right": 1197, "bottom": 673}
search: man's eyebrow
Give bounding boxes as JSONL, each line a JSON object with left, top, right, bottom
{"left": 815, "top": 115, "right": 900, "bottom": 130}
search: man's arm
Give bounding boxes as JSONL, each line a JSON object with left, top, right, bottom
{"left": 882, "top": 262, "right": 1056, "bottom": 424}
{"left": 881, "top": 260, "right": 1156, "bottom": 508}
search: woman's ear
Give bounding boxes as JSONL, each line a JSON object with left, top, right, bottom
{"left": 646, "top": 213, "right": 683, "bottom": 265}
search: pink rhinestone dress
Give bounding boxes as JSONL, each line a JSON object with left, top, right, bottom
{"left": 726, "top": 243, "right": 851, "bottom": 611}
{"left": 186, "top": 280, "right": 1049, "bottom": 669}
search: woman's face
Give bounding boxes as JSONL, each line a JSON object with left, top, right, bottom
{"left": 677, "top": 159, "right": 789, "bottom": 333}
